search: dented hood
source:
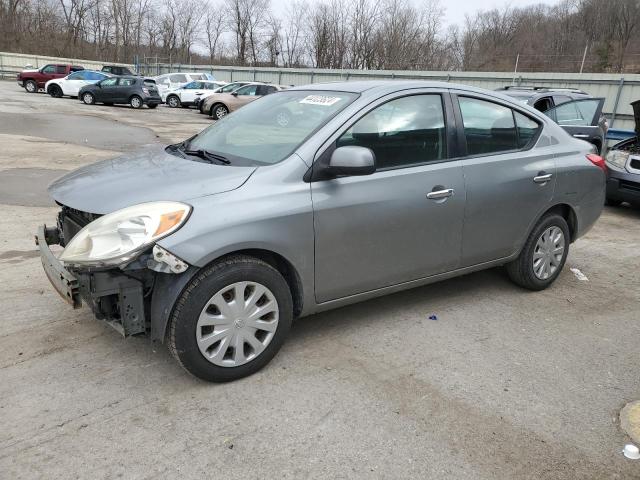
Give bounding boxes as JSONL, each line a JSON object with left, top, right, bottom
{"left": 49, "top": 144, "right": 256, "bottom": 214}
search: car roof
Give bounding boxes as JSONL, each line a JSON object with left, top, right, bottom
{"left": 287, "top": 80, "right": 508, "bottom": 97}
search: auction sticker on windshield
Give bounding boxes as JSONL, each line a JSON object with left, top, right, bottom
{"left": 299, "top": 95, "right": 342, "bottom": 106}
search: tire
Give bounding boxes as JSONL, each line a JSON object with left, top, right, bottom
{"left": 605, "top": 197, "right": 622, "bottom": 207}
{"left": 24, "top": 80, "right": 37, "bottom": 93}
{"left": 506, "top": 213, "right": 570, "bottom": 291}
{"left": 168, "top": 255, "right": 293, "bottom": 382}
{"left": 147, "top": 104, "right": 158, "bottom": 109}
{"left": 130, "top": 95, "right": 143, "bottom": 109}
{"left": 48, "top": 85, "right": 63, "bottom": 98}
{"left": 211, "top": 103, "right": 229, "bottom": 120}
{"left": 167, "top": 95, "right": 180, "bottom": 108}
{"left": 82, "top": 92, "right": 95, "bottom": 105}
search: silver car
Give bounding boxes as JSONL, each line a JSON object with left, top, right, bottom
{"left": 36, "top": 81, "right": 606, "bottom": 382}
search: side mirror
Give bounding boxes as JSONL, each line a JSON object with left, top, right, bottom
{"left": 326, "top": 146, "right": 376, "bottom": 177}
{"left": 231, "top": 91, "right": 238, "bottom": 96}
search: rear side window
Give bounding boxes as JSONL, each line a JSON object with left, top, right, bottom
{"left": 544, "top": 99, "right": 600, "bottom": 126}
{"left": 144, "top": 79, "right": 156, "bottom": 87}
{"left": 336, "top": 94, "right": 447, "bottom": 169}
{"left": 85, "top": 71, "right": 106, "bottom": 81}
{"left": 514, "top": 112, "right": 541, "bottom": 148}
{"left": 170, "top": 74, "right": 188, "bottom": 83}
{"left": 191, "top": 74, "right": 206, "bottom": 80}
{"left": 459, "top": 97, "right": 518, "bottom": 155}
{"left": 56, "top": 65, "right": 67, "bottom": 74}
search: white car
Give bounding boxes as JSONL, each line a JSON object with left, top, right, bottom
{"left": 154, "top": 72, "right": 214, "bottom": 101}
{"left": 165, "top": 80, "right": 227, "bottom": 108}
{"left": 45, "top": 70, "right": 111, "bottom": 98}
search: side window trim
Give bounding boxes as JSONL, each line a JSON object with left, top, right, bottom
{"left": 451, "top": 92, "right": 543, "bottom": 159}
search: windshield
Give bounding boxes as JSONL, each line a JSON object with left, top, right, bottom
{"left": 186, "top": 90, "right": 358, "bottom": 165}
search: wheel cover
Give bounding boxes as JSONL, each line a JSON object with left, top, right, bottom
{"left": 215, "top": 106, "right": 227, "bottom": 118}
{"left": 533, "top": 226, "right": 565, "bottom": 280}
{"left": 196, "top": 281, "right": 279, "bottom": 367}
{"left": 26, "top": 82, "right": 36, "bottom": 92}
{"left": 83, "top": 93, "right": 93, "bottom": 103}
{"left": 168, "top": 96, "right": 178, "bottom": 107}
{"left": 131, "top": 97, "right": 141, "bottom": 107}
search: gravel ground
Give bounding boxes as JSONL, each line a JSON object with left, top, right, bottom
{"left": 0, "top": 80, "right": 639, "bottom": 479}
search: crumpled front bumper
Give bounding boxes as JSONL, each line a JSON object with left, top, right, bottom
{"left": 35, "top": 225, "right": 81, "bottom": 308}
{"left": 35, "top": 225, "right": 148, "bottom": 336}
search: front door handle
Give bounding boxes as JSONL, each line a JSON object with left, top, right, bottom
{"left": 533, "top": 173, "right": 553, "bottom": 184}
{"left": 426, "top": 188, "right": 454, "bottom": 200}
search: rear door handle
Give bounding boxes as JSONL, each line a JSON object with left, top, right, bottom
{"left": 426, "top": 189, "right": 454, "bottom": 200}
{"left": 533, "top": 173, "right": 553, "bottom": 183}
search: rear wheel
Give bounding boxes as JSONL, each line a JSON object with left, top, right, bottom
{"left": 168, "top": 255, "right": 293, "bottom": 382}
{"left": 167, "top": 95, "right": 180, "bottom": 108}
{"left": 130, "top": 95, "right": 143, "bottom": 109}
{"left": 48, "top": 85, "right": 63, "bottom": 98}
{"left": 82, "top": 92, "right": 95, "bottom": 105}
{"left": 506, "top": 214, "right": 570, "bottom": 291}
{"left": 24, "top": 80, "right": 37, "bottom": 93}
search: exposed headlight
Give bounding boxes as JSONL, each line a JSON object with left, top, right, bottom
{"left": 605, "top": 150, "right": 629, "bottom": 169}
{"left": 59, "top": 201, "right": 191, "bottom": 266}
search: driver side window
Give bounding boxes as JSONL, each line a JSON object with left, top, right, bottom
{"left": 42, "top": 65, "right": 56, "bottom": 74}
{"left": 336, "top": 95, "right": 447, "bottom": 170}
{"left": 101, "top": 77, "right": 118, "bottom": 86}
{"left": 236, "top": 85, "right": 259, "bottom": 96}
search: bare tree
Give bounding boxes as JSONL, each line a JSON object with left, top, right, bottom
{"left": 202, "top": 0, "right": 225, "bottom": 63}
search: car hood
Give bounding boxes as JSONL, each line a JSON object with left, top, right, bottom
{"left": 19, "top": 69, "right": 39, "bottom": 75}
{"left": 48, "top": 144, "right": 256, "bottom": 214}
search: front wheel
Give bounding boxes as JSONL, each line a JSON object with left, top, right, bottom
{"left": 24, "top": 80, "right": 37, "bottom": 93}
{"left": 48, "top": 85, "right": 63, "bottom": 98}
{"left": 82, "top": 92, "right": 95, "bottom": 105}
{"left": 211, "top": 103, "right": 229, "bottom": 120}
{"left": 506, "top": 214, "right": 570, "bottom": 291}
{"left": 168, "top": 256, "right": 293, "bottom": 382}
{"left": 130, "top": 95, "right": 143, "bottom": 109}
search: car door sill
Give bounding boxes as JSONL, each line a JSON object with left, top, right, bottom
{"left": 311, "top": 255, "right": 515, "bottom": 314}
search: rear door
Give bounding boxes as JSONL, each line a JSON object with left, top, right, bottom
{"left": 116, "top": 78, "right": 136, "bottom": 102}
{"left": 453, "top": 93, "right": 556, "bottom": 266}
{"left": 311, "top": 91, "right": 466, "bottom": 302}
{"left": 543, "top": 98, "right": 605, "bottom": 152}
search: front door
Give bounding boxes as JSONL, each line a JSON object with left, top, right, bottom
{"left": 312, "top": 92, "right": 465, "bottom": 303}
{"left": 452, "top": 93, "right": 556, "bottom": 266}
{"left": 96, "top": 77, "right": 118, "bottom": 101}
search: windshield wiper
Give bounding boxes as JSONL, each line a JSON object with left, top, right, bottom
{"left": 183, "top": 148, "right": 231, "bottom": 165}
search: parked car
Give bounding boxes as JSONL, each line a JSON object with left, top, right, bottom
{"left": 153, "top": 72, "right": 212, "bottom": 100}
{"left": 605, "top": 100, "right": 640, "bottom": 206}
{"left": 101, "top": 65, "right": 136, "bottom": 76}
{"left": 196, "top": 81, "right": 251, "bottom": 113}
{"left": 78, "top": 76, "right": 161, "bottom": 109}
{"left": 17, "top": 64, "right": 84, "bottom": 93}
{"left": 202, "top": 83, "right": 285, "bottom": 119}
{"left": 37, "top": 81, "right": 606, "bottom": 382}
{"left": 45, "top": 70, "right": 112, "bottom": 98}
{"left": 498, "top": 86, "right": 607, "bottom": 153}
{"left": 165, "top": 80, "right": 227, "bottom": 108}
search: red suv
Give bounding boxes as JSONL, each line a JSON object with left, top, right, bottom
{"left": 17, "top": 64, "right": 84, "bottom": 93}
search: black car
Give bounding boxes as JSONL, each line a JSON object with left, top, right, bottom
{"left": 101, "top": 65, "right": 136, "bottom": 76}
{"left": 604, "top": 100, "right": 640, "bottom": 206}
{"left": 79, "top": 77, "right": 161, "bottom": 109}
{"left": 498, "top": 86, "right": 607, "bottom": 153}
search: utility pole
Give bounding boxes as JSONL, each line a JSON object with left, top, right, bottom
{"left": 580, "top": 43, "right": 589, "bottom": 74}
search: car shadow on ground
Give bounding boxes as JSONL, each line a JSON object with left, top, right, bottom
{"left": 605, "top": 203, "right": 640, "bottom": 219}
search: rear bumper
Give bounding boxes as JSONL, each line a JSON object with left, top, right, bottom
{"left": 144, "top": 96, "right": 162, "bottom": 105}
{"left": 606, "top": 169, "right": 640, "bottom": 204}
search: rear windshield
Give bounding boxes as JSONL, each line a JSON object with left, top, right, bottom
{"left": 187, "top": 90, "right": 358, "bottom": 165}
{"left": 144, "top": 79, "right": 156, "bottom": 87}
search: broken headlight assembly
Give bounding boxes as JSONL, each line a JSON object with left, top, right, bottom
{"left": 59, "top": 201, "right": 191, "bottom": 267}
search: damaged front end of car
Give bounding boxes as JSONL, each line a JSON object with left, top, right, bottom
{"left": 605, "top": 100, "right": 640, "bottom": 205}
{"left": 35, "top": 202, "right": 194, "bottom": 338}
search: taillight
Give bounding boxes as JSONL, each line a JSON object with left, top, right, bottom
{"left": 586, "top": 154, "right": 607, "bottom": 172}
{"left": 142, "top": 87, "right": 150, "bottom": 95}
